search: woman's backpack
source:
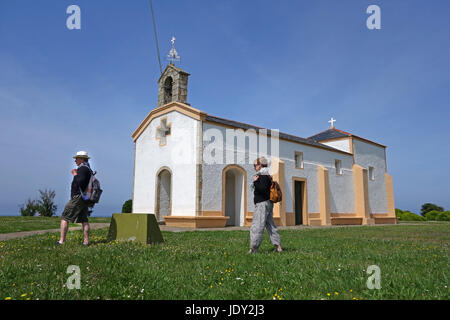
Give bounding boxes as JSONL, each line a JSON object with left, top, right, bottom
{"left": 269, "top": 177, "right": 282, "bottom": 203}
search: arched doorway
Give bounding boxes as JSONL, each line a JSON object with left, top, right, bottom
{"left": 222, "top": 165, "right": 247, "bottom": 226}
{"left": 155, "top": 167, "right": 172, "bottom": 221}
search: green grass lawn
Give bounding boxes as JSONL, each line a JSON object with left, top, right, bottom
{"left": 0, "top": 216, "right": 111, "bottom": 234}
{"left": 0, "top": 222, "right": 448, "bottom": 300}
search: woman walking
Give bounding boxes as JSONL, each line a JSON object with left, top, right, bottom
{"left": 249, "top": 157, "right": 282, "bottom": 253}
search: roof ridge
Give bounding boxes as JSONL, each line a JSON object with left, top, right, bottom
{"left": 306, "top": 127, "right": 333, "bottom": 139}
{"left": 332, "top": 128, "right": 352, "bottom": 136}
{"left": 206, "top": 114, "right": 266, "bottom": 130}
{"left": 204, "top": 114, "right": 351, "bottom": 155}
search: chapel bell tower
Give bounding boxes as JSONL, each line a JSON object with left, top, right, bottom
{"left": 157, "top": 63, "right": 190, "bottom": 107}
{"left": 157, "top": 37, "right": 190, "bottom": 107}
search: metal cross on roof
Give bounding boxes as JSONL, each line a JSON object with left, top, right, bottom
{"left": 328, "top": 117, "right": 336, "bottom": 128}
{"left": 167, "top": 36, "right": 180, "bottom": 65}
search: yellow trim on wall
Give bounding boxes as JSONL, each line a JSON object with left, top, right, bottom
{"left": 132, "top": 101, "right": 207, "bottom": 142}
{"left": 352, "top": 164, "right": 375, "bottom": 225}
{"left": 331, "top": 213, "right": 357, "bottom": 217}
{"left": 350, "top": 136, "right": 355, "bottom": 165}
{"left": 201, "top": 211, "right": 222, "bottom": 217}
{"left": 318, "top": 166, "right": 331, "bottom": 226}
{"left": 308, "top": 212, "right": 320, "bottom": 218}
{"left": 272, "top": 158, "right": 286, "bottom": 226}
{"left": 385, "top": 173, "right": 397, "bottom": 220}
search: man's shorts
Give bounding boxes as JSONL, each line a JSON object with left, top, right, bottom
{"left": 61, "top": 194, "right": 89, "bottom": 223}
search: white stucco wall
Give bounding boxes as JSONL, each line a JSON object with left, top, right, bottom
{"left": 201, "top": 122, "right": 258, "bottom": 213}
{"left": 321, "top": 138, "right": 351, "bottom": 153}
{"left": 352, "top": 138, "right": 387, "bottom": 214}
{"left": 280, "top": 139, "right": 354, "bottom": 214}
{"left": 133, "top": 110, "right": 198, "bottom": 216}
{"left": 201, "top": 122, "right": 355, "bottom": 215}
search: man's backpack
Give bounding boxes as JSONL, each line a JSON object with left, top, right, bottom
{"left": 81, "top": 169, "right": 103, "bottom": 207}
{"left": 269, "top": 177, "right": 282, "bottom": 203}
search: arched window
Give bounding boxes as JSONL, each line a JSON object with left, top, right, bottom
{"left": 163, "top": 76, "right": 173, "bottom": 104}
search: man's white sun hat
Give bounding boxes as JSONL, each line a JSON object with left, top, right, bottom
{"left": 73, "top": 151, "right": 90, "bottom": 159}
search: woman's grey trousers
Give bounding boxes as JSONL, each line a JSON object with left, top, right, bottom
{"left": 250, "top": 200, "right": 281, "bottom": 249}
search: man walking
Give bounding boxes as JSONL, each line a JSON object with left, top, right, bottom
{"left": 249, "top": 157, "right": 283, "bottom": 253}
{"left": 57, "top": 151, "right": 92, "bottom": 246}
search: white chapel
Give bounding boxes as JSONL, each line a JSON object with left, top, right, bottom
{"left": 131, "top": 63, "right": 397, "bottom": 228}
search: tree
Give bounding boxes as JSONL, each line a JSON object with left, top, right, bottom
{"left": 37, "top": 189, "right": 57, "bottom": 217}
{"left": 19, "top": 198, "right": 39, "bottom": 216}
{"left": 420, "top": 203, "right": 444, "bottom": 216}
{"left": 122, "top": 199, "right": 132, "bottom": 213}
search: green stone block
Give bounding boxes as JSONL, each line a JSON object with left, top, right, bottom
{"left": 107, "top": 213, "right": 164, "bottom": 244}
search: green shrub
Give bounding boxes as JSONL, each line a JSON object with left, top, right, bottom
{"left": 37, "top": 189, "right": 57, "bottom": 217}
{"left": 425, "top": 210, "right": 441, "bottom": 221}
{"left": 395, "top": 209, "right": 425, "bottom": 221}
{"left": 425, "top": 210, "right": 450, "bottom": 221}
{"left": 19, "top": 199, "right": 39, "bottom": 216}
{"left": 436, "top": 211, "right": 450, "bottom": 221}
{"left": 420, "top": 203, "right": 444, "bottom": 216}
{"left": 122, "top": 199, "right": 132, "bottom": 213}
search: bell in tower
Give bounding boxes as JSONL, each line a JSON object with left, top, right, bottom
{"left": 157, "top": 37, "right": 190, "bottom": 107}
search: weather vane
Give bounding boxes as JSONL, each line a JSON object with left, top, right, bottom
{"left": 167, "top": 36, "right": 180, "bottom": 65}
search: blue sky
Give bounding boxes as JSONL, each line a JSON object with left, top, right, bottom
{"left": 0, "top": 0, "right": 449, "bottom": 216}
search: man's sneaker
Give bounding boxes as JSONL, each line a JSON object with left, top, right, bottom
{"left": 82, "top": 242, "right": 89, "bottom": 247}
{"left": 55, "top": 241, "right": 64, "bottom": 246}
